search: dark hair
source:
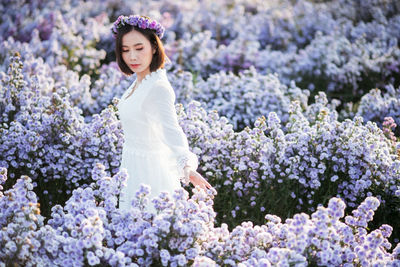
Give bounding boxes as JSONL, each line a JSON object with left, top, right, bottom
{"left": 115, "top": 25, "right": 166, "bottom": 76}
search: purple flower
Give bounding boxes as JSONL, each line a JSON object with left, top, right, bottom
{"left": 111, "top": 15, "right": 165, "bottom": 39}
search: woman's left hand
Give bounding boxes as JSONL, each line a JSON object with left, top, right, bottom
{"left": 184, "top": 166, "right": 213, "bottom": 191}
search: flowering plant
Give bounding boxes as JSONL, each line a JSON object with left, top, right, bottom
{"left": 111, "top": 14, "right": 165, "bottom": 39}
{"left": 1, "top": 165, "right": 400, "bottom": 266}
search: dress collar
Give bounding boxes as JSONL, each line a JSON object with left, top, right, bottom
{"left": 123, "top": 68, "right": 166, "bottom": 100}
{"left": 138, "top": 68, "right": 165, "bottom": 85}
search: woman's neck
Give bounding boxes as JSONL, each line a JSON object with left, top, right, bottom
{"left": 136, "top": 69, "right": 151, "bottom": 83}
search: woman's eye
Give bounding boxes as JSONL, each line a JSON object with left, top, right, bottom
{"left": 122, "top": 50, "right": 128, "bottom": 52}
{"left": 137, "top": 48, "right": 143, "bottom": 51}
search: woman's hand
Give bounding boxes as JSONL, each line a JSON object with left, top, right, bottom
{"left": 183, "top": 166, "right": 213, "bottom": 191}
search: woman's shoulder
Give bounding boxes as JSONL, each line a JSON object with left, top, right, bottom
{"left": 147, "top": 69, "right": 174, "bottom": 96}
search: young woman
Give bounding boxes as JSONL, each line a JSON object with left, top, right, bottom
{"left": 112, "top": 15, "right": 213, "bottom": 210}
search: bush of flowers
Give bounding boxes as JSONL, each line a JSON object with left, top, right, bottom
{"left": 164, "top": 66, "right": 199, "bottom": 105}
{"left": 164, "top": 30, "right": 218, "bottom": 76}
{"left": 0, "top": 164, "right": 217, "bottom": 266}
{"left": 0, "top": 0, "right": 133, "bottom": 77}
{"left": 0, "top": 35, "right": 135, "bottom": 117}
{"left": 161, "top": 0, "right": 400, "bottom": 103}
{"left": 254, "top": 31, "right": 400, "bottom": 105}
{"left": 273, "top": 33, "right": 400, "bottom": 101}
{"left": 2, "top": 46, "right": 400, "bottom": 265}
{"left": 192, "top": 66, "right": 309, "bottom": 130}
{"left": 203, "top": 196, "right": 400, "bottom": 266}
{"left": 0, "top": 53, "right": 124, "bottom": 216}
{"left": 1, "top": 165, "right": 400, "bottom": 266}
{"left": 177, "top": 96, "right": 400, "bottom": 242}
{"left": 2, "top": 0, "right": 400, "bottom": 265}
{"left": 341, "top": 84, "right": 400, "bottom": 136}
{"left": 167, "top": 25, "right": 400, "bottom": 106}
{"left": 2, "top": 0, "right": 400, "bottom": 107}
{"left": 1, "top": 16, "right": 106, "bottom": 77}
{"left": 166, "top": 66, "right": 311, "bottom": 132}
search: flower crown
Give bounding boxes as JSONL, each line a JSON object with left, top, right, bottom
{"left": 111, "top": 15, "right": 165, "bottom": 39}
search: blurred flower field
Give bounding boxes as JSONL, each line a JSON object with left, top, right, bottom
{"left": 1, "top": 0, "right": 400, "bottom": 266}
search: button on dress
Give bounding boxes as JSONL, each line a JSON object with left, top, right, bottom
{"left": 116, "top": 68, "right": 198, "bottom": 210}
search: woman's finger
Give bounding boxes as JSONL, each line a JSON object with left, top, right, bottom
{"left": 190, "top": 171, "right": 214, "bottom": 191}
{"left": 199, "top": 174, "right": 212, "bottom": 188}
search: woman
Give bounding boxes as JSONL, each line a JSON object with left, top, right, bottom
{"left": 112, "top": 14, "right": 213, "bottom": 210}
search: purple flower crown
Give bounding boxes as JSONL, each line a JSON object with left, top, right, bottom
{"left": 111, "top": 14, "right": 165, "bottom": 39}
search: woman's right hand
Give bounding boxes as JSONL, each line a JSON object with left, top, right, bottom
{"left": 184, "top": 166, "right": 214, "bottom": 191}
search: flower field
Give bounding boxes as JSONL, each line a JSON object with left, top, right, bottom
{"left": 1, "top": 0, "right": 400, "bottom": 266}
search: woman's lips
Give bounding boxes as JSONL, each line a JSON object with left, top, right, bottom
{"left": 130, "top": 64, "right": 140, "bottom": 68}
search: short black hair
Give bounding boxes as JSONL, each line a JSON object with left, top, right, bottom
{"left": 115, "top": 25, "right": 166, "bottom": 75}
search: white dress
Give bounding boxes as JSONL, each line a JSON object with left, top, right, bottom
{"left": 116, "top": 68, "right": 198, "bottom": 210}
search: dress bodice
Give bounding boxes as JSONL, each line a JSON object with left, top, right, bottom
{"left": 117, "top": 69, "right": 165, "bottom": 152}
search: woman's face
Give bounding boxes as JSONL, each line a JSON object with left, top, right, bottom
{"left": 121, "top": 29, "right": 155, "bottom": 80}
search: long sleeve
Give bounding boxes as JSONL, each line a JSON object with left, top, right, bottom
{"left": 143, "top": 80, "right": 198, "bottom": 185}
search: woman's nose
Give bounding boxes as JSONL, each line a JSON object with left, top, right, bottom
{"left": 129, "top": 51, "right": 136, "bottom": 61}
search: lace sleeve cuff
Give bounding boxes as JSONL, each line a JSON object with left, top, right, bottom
{"left": 177, "top": 152, "right": 198, "bottom": 186}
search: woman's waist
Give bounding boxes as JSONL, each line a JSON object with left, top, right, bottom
{"left": 123, "top": 133, "right": 160, "bottom": 143}
{"left": 123, "top": 139, "right": 171, "bottom": 154}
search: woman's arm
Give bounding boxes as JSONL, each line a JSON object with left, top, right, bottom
{"left": 143, "top": 80, "right": 199, "bottom": 185}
